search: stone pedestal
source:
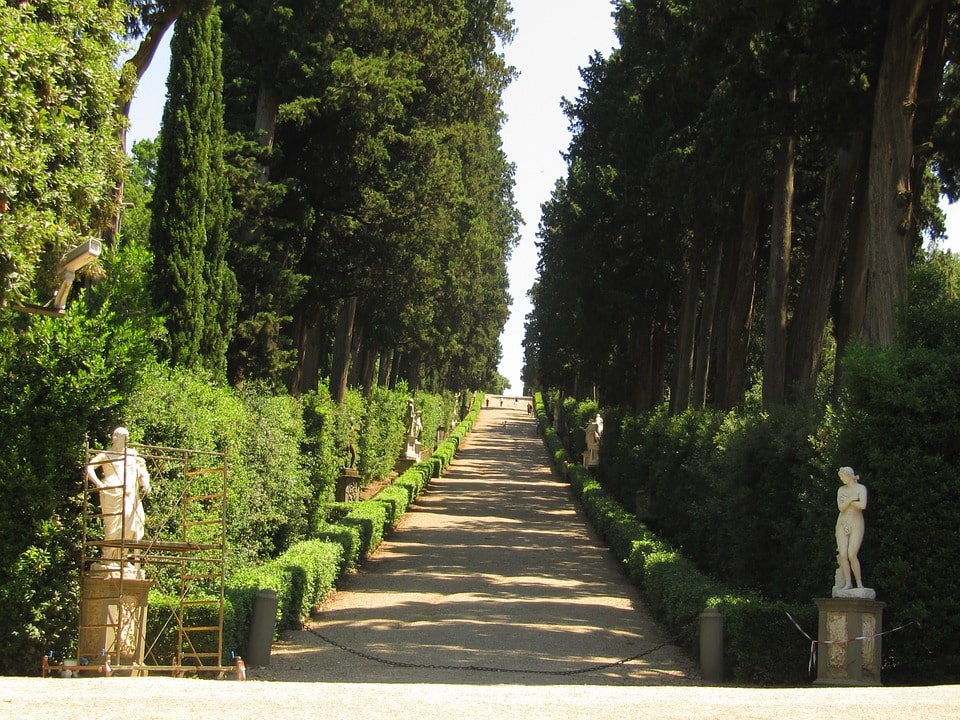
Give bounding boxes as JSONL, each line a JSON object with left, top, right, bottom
{"left": 405, "top": 438, "right": 422, "bottom": 462}
{"left": 582, "top": 449, "right": 599, "bottom": 469}
{"left": 335, "top": 467, "right": 360, "bottom": 502}
{"left": 80, "top": 574, "right": 153, "bottom": 671}
{"left": 813, "top": 597, "right": 885, "bottom": 686}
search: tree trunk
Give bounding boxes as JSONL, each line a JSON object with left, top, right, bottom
{"left": 406, "top": 349, "right": 422, "bottom": 393}
{"left": 786, "top": 136, "right": 863, "bottom": 403}
{"left": 670, "top": 242, "right": 702, "bottom": 415}
{"left": 692, "top": 237, "right": 723, "bottom": 409}
{"left": 359, "top": 345, "right": 377, "bottom": 398}
{"left": 377, "top": 348, "right": 394, "bottom": 387}
{"left": 289, "top": 310, "right": 320, "bottom": 397}
{"left": 762, "top": 120, "right": 796, "bottom": 410}
{"left": 714, "top": 184, "right": 761, "bottom": 410}
{"left": 862, "top": 0, "right": 927, "bottom": 346}
{"left": 254, "top": 81, "right": 279, "bottom": 182}
{"left": 835, "top": 147, "right": 872, "bottom": 393}
{"left": 118, "top": 5, "right": 187, "bottom": 144}
{"left": 109, "top": 6, "right": 185, "bottom": 241}
{"left": 330, "top": 296, "right": 357, "bottom": 403}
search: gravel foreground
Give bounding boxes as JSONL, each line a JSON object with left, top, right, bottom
{"left": 3, "top": 677, "right": 960, "bottom": 720}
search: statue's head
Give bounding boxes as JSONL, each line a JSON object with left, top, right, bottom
{"left": 838, "top": 466, "right": 858, "bottom": 482}
{"left": 111, "top": 427, "right": 130, "bottom": 443}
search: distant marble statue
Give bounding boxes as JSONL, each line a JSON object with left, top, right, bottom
{"left": 582, "top": 414, "right": 603, "bottom": 468}
{"left": 85, "top": 428, "right": 151, "bottom": 572}
{"left": 832, "top": 466, "right": 875, "bottom": 599}
{"left": 404, "top": 400, "right": 422, "bottom": 462}
{"left": 405, "top": 398, "right": 416, "bottom": 434}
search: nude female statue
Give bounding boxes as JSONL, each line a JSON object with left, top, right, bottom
{"left": 835, "top": 466, "right": 867, "bottom": 591}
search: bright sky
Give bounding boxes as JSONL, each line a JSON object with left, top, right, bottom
{"left": 125, "top": 2, "right": 958, "bottom": 396}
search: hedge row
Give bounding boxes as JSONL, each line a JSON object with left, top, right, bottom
{"left": 534, "top": 392, "right": 816, "bottom": 685}
{"left": 148, "top": 391, "right": 483, "bottom": 665}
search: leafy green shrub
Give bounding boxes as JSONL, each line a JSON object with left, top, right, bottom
{"left": 539, "top": 391, "right": 821, "bottom": 685}
{"left": 833, "top": 253, "right": 960, "bottom": 683}
{"left": 375, "top": 485, "right": 411, "bottom": 526}
{"left": 0, "top": 299, "right": 152, "bottom": 674}
{"left": 716, "top": 595, "right": 816, "bottom": 686}
{"left": 310, "top": 522, "right": 362, "bottom": 573}
{"left": 123, "top": 366, "right": 310, "bottom": 571}
{"left": 227, "top": 539, "right": 343, "bottom": 646}
{"left": 144, "top": 591, "right": 234, "bottom": 667}
{"left": 340, "top": 501, "right": 388, "bottom": 561}
{"left": 358, "top": 386, "right": 407, "bottom": 483}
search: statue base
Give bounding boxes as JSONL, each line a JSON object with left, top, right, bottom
{"left": 335, "top": 467, "right": 360, "bottom": 502}
{"left": 405, "top": 439, "right": 421, "bottom": 462}
{"left": 833, "top": 586, "right": 876, "bottom": 600}
{"left": 80, "top": 574, "right": 153, "bottom": 673}
{"left": 813, "top": 597, "right": 885, "bottom": 686}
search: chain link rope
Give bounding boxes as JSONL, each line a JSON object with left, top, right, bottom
{"left": 307, "top": 626, "right": 676, "bottom": 676}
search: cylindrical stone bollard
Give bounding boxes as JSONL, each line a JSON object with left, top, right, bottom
{"left": 246, "top": 589, "right": 278, "bottom": 667}
{"left": 699, "top": 606, "right": 724, "bottom": 683}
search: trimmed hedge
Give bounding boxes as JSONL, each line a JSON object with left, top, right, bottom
{"left": 145, "top": 391, "right": 486, "bottom": 668}
{"left": 146, "top": 538, "right": 342, "bottom": 664}
{"left": 534, "top": 392, "right": 816, "bottom": 685}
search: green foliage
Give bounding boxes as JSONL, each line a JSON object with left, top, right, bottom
{"left": 150, "top": 0, "right": 236, "bottom": 376}
{"left": 358, "top": 386, "right": 407, "bottom": 483}
{"left": 219, "top": 0, "right": 517, "bottom": 390}
{"left": 832, "top": 253, "right": 960, "bottom": 683}
{"left": 591, "top": 399, "right": 833, "bottom": 603}
{"left": 0, "top": 299, "right": 151, "bottom": 673}
{"left": 149, "top": 539, "right": 342, "bottom": 664}
{"left": 537, "top": 393, "right": 823, "bottom": 684}
{"left": 341, "top": 501, "right": 388, "bottom": 562}
{"left": 122, "top": 366, "right": 309, "bottom": 570}
{"left": 0, "top": 0, "right": 126, "bottom": 309}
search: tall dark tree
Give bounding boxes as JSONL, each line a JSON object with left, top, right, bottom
{"left": 150, "top": 0, "right": 236, "bottom": 375}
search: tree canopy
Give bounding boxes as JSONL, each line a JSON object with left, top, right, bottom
{"left": 526, "top": 0, "right": 958, "bottom": 412}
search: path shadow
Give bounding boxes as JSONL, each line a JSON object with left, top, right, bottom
{"left": 251, "top": 402, "right": 697, "bottom": 686}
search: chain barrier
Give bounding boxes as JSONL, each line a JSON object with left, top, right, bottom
{"left": 308, "top": 626, "right": 675, "bottom": 676}
{"left": 786, "top": 612, "right": 919, "bottom": 675}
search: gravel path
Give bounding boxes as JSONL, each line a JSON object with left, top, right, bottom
{"left": 5, "top": 396, "right": 959, "bottom": 718}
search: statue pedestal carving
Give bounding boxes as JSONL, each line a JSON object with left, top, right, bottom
{"left": 80, "top": 574, "right": 153, "bottom": 672}
{"left": 405, "top": 438, "right": 421, "bottom": 462}
{"left": 335, "top": 467, "right": 360, "bottom": 502}
{"left": 813, "top": 597, "right": 884, "bottom": 686}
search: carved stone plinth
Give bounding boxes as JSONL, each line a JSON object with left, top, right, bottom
{"left": 80, "top": 574, "right": 153, "bottom": 671}
{"left": 405, "top": 438, "right": 422, "bottom": 462}
{"left": 813, "top": 597, "right": 885, "bottom": 686}
{"left": 335, "top": 467, "right": 360, "bottom": 502}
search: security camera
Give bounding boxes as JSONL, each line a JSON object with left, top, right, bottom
{"left": 12, "top": 238, "right": 103, "bottom": 317}
{"left": 59, "top": 239, "right": 102, "bottom": 274}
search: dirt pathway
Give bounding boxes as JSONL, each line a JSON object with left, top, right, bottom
{"left": 250, "top": 395, "right": 697, "bottom": 685}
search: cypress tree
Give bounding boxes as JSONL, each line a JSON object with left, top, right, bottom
{"left": 150, "top": 0, "right": 236, "bottom": 375}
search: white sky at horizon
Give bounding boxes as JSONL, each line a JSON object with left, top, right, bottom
{"left": 125, "top": 2, "right": 959, "bottom": 396}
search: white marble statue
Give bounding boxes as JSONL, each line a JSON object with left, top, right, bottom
{"left": 85, "top": 428, "right": 151, "bottom": 569}
{"left": 832, "top": 466, "right": 875, "bottom": 599}
{"left": 583, "top": 414, "right": 603, "bottom": 467}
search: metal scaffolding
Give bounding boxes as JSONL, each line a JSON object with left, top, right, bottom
{"left": 44, "top": 441, "right": 238, "bottom": 678}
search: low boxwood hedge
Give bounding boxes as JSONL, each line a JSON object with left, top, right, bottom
{"left": 534, "top": 391, "right": 817, "bottom": 685}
